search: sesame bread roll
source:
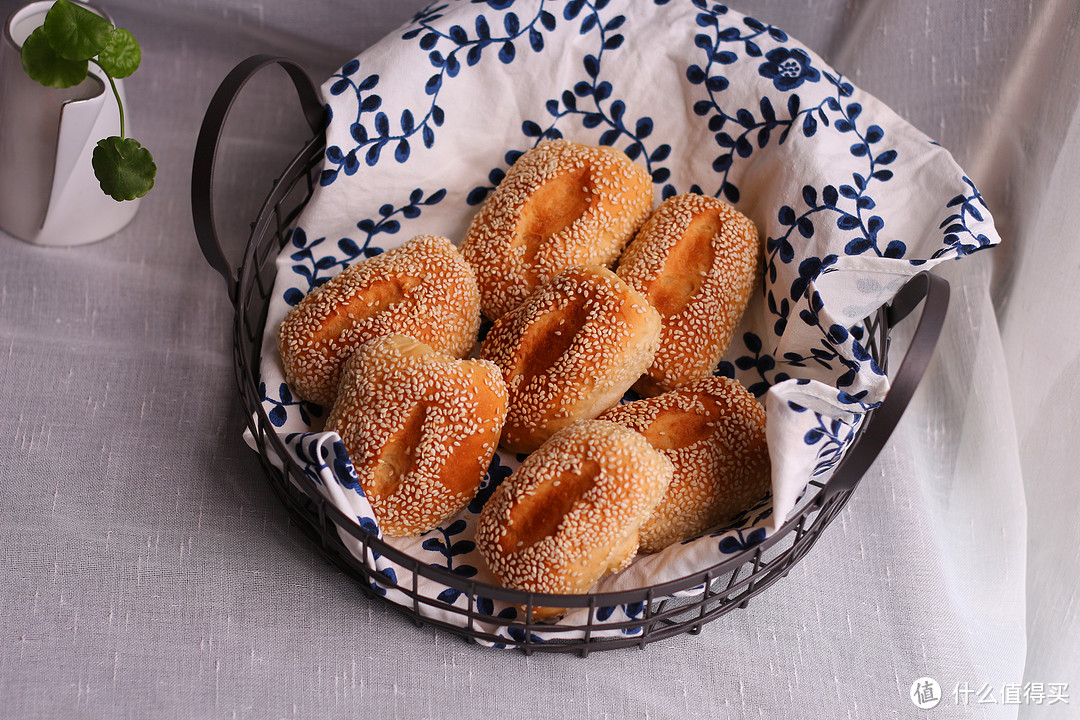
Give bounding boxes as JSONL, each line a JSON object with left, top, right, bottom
{"left": 475, "top": 420, "right": 674, "bottom": 620}
{"left": 616, "top": 194, "right": 760, "bottom": 397}
{"left": 461, "top": 140, "right": 653, "bottom": 319}
{"left": 325, "top": 335, "right": 508, "bottom": 537}
{"left": 479, "top": 265, "right": 662, "bottom": 454}
{"left": 278, "top": 234, "right": 481, "bottom": 407}
{"left": 601, "top": 376, "right": 769, "bottom": 553}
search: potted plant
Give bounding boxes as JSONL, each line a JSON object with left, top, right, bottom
{"left": 0, "top": 0, "right": 154, "bottom": 246}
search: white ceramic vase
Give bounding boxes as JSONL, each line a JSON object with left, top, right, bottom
{"left": 0, "top": 0, "right": 139, "bottom": 247}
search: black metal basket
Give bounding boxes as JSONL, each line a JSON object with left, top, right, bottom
{"left": 191, "top": 55, "right": 950, "bottom": 656}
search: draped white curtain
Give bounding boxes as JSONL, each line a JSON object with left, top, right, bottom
{"left": 0, "top": 0, "right": 1075, "bottom": 717}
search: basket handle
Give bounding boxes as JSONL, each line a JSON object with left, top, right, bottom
{"left": 820, "top": 270, "right": 950, "bottom": 501}
{"left": 191, "top": 55, "right": 327, "bottom": 304}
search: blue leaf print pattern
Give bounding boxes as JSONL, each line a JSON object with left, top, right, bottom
{"left": 466, "top": 0, "right": 674, "bottom": 203}
{"left": 370, "top": 562, "right": 399, "bottom": 598}
{"left": 282, "top": 187, "right": 445, "bottom": 301}
{"left": 726, "top": 331, "right": 788, "bottom": 398}
{"left": 420, "top": 519, "right": 480, "bottom": 605}
{"left": 718, "top": 527, "right": 767, "bottom": 554}
{"left": 355, "top": 187, "right": 447, "bottom": 240}
{"left": 288, "top": 434, "right": 346, "bottom": 490}
{"left": 321, "top": 1, "right": 558, "bottom": 188}
{"left": 787, "top": 396, "right": 863, "bottom": 476}
{"left": 685, "top": 3, "right": 840, "bottom": 203}
{"left": 284, "top": 228, "right": 377, "bottom": 301}
{"left": 261, "top": 381, "right": 323, "bottom": 426}
{"left": 932, "top": 177, "right": 995, "bottom": 259}
{"left": 468, "top": 453, "right": 514, "bottom": 514}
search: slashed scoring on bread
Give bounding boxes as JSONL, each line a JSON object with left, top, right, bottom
{"left": 475, "top": 419, "right": 673, "bottom": 619}
{"left": 325, "top": 335, "right": 508, "bottom": 537}
{"left": 479, "top": 264, "right": 662, "bottom": 454}
{"left": 601, "top": 376, "right": 770, "bottom": 553}
{"left": 616, "top": 193, "right": 761, "bottom": 396}
{"left": 277, "top": 234, "right": 481, "bottom": 407}
{"left": 461, "top": 139, "right": 653, "bottom": 319}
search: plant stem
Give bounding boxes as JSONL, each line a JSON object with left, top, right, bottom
{"left": 89, "top": 59, "right": 125, "bottom": 139}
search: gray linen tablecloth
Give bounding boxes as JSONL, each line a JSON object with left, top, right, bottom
{"left": 1, "top": 0, "right": 1076, "bottom": 718}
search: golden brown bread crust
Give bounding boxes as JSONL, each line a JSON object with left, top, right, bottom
{"left": 475, "top": 419, "right": 673, "bottom": 619}
{"left": 461, "top": 139, "right": 653, "bottom": 319}
{"left": 325, "top": 335, "right": 508, "bottom": 537}
{"left": 479, "top": 264, "right": 662, "bottom": 454}
{"left": 615, "top": 193, "right": 760, "bottom": 396}
{"left": 277, "top": 234, "right": 481, "bottom": 407}
{"left": 600, "top": 376, "right": 770, "bottom": 553}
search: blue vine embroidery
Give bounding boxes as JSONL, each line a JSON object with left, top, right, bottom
{"left": 282, "top": 187, "right": 445, "bottom": 302}
{"left": 932, "top": 176, "right": 995, "bottom": 258}
{"left": 466, "top": 0, "right": 675, "bottom": 204}
{"left": 718, "top": 527, "right": 766, "bottom": 554}
{"left": 320, "top": 1, "right": 556, "bottom": 186}
{"left": 261, "top": 381, "right": 322, "bottom": 426}
{"left": 420, "top": 519, "right": 480, "bottom": 605}
{"left": 788, "top": 399, "right": 862, "bottom": 475}
{"left": 716, "top": 331, "right": 789, "bottom": 398}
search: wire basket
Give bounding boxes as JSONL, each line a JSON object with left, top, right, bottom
{"left": 192, "top": 55, "right": 950, "bottom": 656}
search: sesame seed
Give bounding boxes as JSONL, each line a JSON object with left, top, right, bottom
{"left": 616, "top": 194, "right": 761, "bottom": 396}
{"left": 324, "top": 334, "right": 508, "bottom": 536}
{"left": 461, "top": 140, "right": 653, "bottom": 320}
{"left": 479, "top": 265, "right": 661, "bottom": 454}
{"left": 601, "top": 376, "right": 769, "bottom": 552}
{"left": 475, "top": 420, "right": 674, "bottom": 614}
{"left": 278, "top": 234, "right": 482, "bottom": 407}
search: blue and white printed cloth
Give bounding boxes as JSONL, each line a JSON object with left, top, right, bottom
{"left": 252, "top": 0, "right": 999, "bottom": 644}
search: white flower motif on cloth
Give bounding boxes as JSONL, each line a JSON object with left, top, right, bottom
{"left": 248, "top": 0, "right": 999, "bottom": 646}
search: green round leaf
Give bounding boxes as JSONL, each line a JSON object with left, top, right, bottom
{"left": 97, "top": 28, "right": 140, "bottom": 78}
{"left": 43, "top": 0, "right": 114, "bottom": 62}
{"left": 92, "top": 137, "right": 156, "bottom": 201}
{"left": 20, "top": 25, "right": 88, "bottom": 88}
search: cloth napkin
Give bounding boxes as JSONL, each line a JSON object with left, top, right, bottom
{"left": 250, "top": 0, "right": 999, "bottom": 644}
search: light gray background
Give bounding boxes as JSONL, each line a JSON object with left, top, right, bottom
{"left": 1, "top": 1, "right": 1076, "bottom": 718}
